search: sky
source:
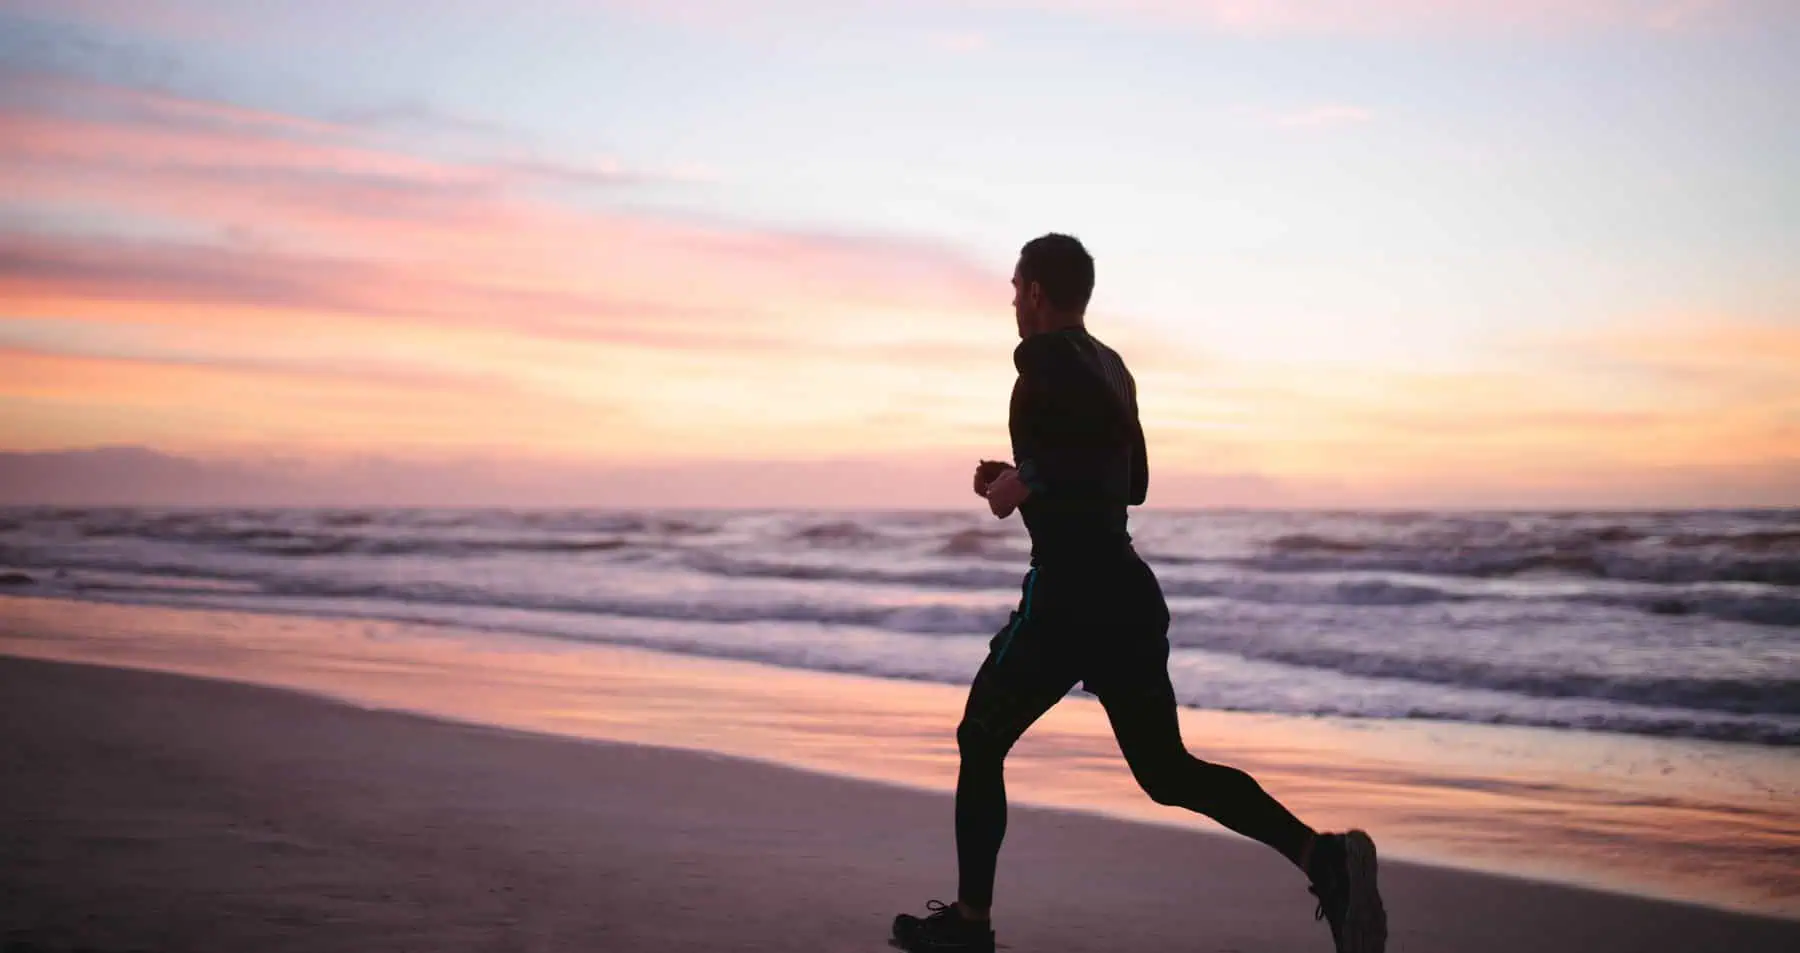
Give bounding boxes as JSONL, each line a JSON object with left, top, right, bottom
{"left": 0, "top": 0, "right": 1796, "bottom": 507}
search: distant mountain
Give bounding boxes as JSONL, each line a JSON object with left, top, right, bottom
{"left": 0, "top": 447, "right": 313, "bottom": 506}
{"left": 22, "top": 446, "right": 1783, "bottom": 509}
{"left": 0, "top": 446, "right": 989, "bottom": 508}
{"left": 0, "top": 446, "right": 1302, "bottom": 508}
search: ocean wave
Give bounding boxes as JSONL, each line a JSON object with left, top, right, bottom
{"left": 1161, "top": 575, "right": 1467, "bottom": 607}
{"left": 1602, "top": 590, "right": 1800, "bottom": 627}
{"left": 1665, "top": 529, "right": 1800, "bottom": 551}
{"left": 317, "top": 587, "right": 993, "bottom": 636}
{"left": 1183, "top": 642, "right": 1800, "bottom": 717}
{"left": 790, "top": 520, "right": 886, "bottom": 547}
{"left": 1270, "top": 533, "right": 1374, "bottom": 554}
{"left": 688, "top": 556, "right": 1492, "bottom": 611}
{"left": 58, "top": 508, "right": 706, "bottom": 548}
{"left": 941, "top": 527, "right": 1014, "bottom": 556}
{"left": 681, "top": 552, "right": 1024, "bottom": 592}
{"left": 20, "top": 507, "right": 1799, "bottom": 590}
{"left": 1257, "top": 525, "right": 1800, "bottom": 587}
{"left": 1449, "top": 713, "right": 1796, "bottom": 746}
{"left": 15, "top": 530, "right": 1795, "bottom": 629}
{"left": 1189, "top": 699, "right": 1799, "bottom": 746}
{"left": 45, "top": 564, "right": 1010, "bottom": 637}
{"left": 78, "top": 526, "right": 633, "bottom": 558}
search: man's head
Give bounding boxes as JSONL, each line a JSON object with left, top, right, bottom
{"left": 1012, "top": 233, "right": 1094, "bottom": 338}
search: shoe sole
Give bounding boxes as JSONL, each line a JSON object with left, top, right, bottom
{"left": 1343, "top": 830, "right": 1388, "bottom": 953}
{"left": 890, "top": 918, "right": 995, "bottom": 953}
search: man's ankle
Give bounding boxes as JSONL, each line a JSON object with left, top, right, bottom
{"left": 954, "top": 901, "right": 990, "bottom": 922}
{"left": 1306, "top": 832, "right": 1345, "bottom": 886}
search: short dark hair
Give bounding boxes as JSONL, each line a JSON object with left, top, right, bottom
{"left": 1018, "top": 233, "right": 1094, "bottom": 313}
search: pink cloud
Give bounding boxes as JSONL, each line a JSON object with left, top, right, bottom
{"left": 0, "top": 341, "right": 521, "bottom": 396}
{"left": 0, "top": 233, "right": 765, "bottom": 351}
{"left": 0, "top": 74, "right": 1009, "bottom": 344}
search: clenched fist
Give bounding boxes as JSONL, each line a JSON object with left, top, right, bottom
{"left": 973, "top": 459, "right": 1013, "bottom": 497}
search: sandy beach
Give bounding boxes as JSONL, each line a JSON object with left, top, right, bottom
{"left": 2, "top": 649, "right": 1797, "bottom": 952}
{"left": 4, "top": 594, "right": 1797, "bottom": 917}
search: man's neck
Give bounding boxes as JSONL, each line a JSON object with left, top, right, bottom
{"left": 1032, "top": 314, "right": 1085, "bottom": 336}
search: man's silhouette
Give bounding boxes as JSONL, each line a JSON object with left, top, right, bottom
{"left": 892, "top": 234, "right": 1387, "bottom": 953}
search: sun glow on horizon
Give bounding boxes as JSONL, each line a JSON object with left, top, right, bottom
{"left": 1, "top": 0, "right": 1795, "bottom": 507}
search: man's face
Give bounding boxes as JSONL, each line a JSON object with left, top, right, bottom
{"left": 1011, "top": 261, "right": 1037, "bottom": 339}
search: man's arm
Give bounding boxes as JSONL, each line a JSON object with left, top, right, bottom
{"left": 1009, "top": 333, "right": 1115, "bottom": 503}
{"left": 991, "top": 339, "right": 1068, "bottom": 519}
{"left": 1008, "top": 333, "right": 1146, "bottom": 512}
{"left": 1007, "top": 335, "right": 1064, "bottom": 505}
{"left": 1129, "top": 415, "right": 1148, "bottom": 506}
{"left": 1126, "top": 367, "right": 1148, "bottom": 506}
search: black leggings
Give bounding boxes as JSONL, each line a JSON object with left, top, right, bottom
{"left": 955, "top": 557, "right": 1314, "bottom": 911}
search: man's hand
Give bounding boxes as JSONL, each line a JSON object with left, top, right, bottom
{"left": 973, "top": 459, "right": 1012, "bottom": 498}
{"left": 985, "top": 467, "right": 1030, "bottom": 519}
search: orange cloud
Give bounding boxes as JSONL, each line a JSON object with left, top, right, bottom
{"left": 0, "top": 72, "right": 1042, "bottom": 465}
{"left": 0, "top": 71, "right": 1007, "bottom": 328}
{"left": 0, "top": 347, "right": 627, "bottom": 457}
{"left": 1143, "top": 313, "right": 1800, "bottom": 501}
{"left": 1561, "top": 316, "right": 1800, "bottom": 386}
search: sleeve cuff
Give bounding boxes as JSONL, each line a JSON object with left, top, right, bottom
{"left": 1016, "top": 459, "right": 1049, "bottom": 495}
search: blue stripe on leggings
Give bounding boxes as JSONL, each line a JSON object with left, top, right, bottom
{"left": 995, "top": 567, "right": 1038, "bottom": 665}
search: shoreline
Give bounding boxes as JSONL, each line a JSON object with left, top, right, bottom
{"left": 5, "top": 654, "right": 1798, "bottom": 952}
{"left": 1, "top": 593, "right": 1796, "bottom": 921}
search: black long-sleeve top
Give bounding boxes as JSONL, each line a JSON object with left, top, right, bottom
{"left": 1008, "top": 326, "right": 1148, "bottom": 563}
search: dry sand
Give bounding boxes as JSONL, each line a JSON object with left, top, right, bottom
{"left": 2, "top": 656, "right": 1795, "bottom": 953}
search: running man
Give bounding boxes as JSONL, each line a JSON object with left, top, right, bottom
{"left": 892, "top": 234, "right": 1387, "bottom": 953}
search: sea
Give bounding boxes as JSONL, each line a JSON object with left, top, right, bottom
{"left": 2, "top": 506, "right": 1795, "bottom": 748}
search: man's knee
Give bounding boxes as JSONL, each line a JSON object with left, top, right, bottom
{"left": 1127, "top": 747, "right": 1190, "bottom": 806}
{"left": 1132, "top": 753, "right": 1253, "bottom": 809}
{"left": 1139, "top": 777, "right": 1182, "bottom": 807}
{"left": 957, "top": 715, "right": 1010, "bottom": 763}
